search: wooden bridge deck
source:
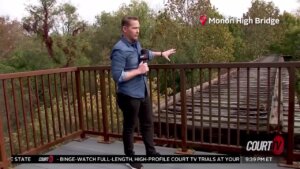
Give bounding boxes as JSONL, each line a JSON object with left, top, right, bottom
{"left": 154, "top": 56, "right": 300, "bottom": 134}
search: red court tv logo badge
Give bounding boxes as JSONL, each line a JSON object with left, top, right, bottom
{"left": 48, "top": 155, "right": 54, "bottom": 163}
{"left": 272, "top": 135, "right": 284, "bottom": 155}
{"left": 199, "top": 15, "right": 207, "bottom": 26}
{"left": 245, "top": 135, "right": 285, "bottom": 155}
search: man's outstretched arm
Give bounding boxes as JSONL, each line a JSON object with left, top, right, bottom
{"left": 150, "top": 48, "right": 176, "bottom": 62}
{"left": 122, "top": 48, "right": 176, "bottom": 81}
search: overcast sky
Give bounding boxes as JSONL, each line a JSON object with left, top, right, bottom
{"left": 0, "top": 0, "right": 299, "bottom": 23}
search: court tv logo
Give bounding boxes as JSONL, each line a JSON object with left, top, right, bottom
{"left": 245, "top": 135, "right": 285, "bottom": 155}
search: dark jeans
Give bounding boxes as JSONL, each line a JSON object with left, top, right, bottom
{"left": 117, "top": 92, "right": 156, "bottom": 156}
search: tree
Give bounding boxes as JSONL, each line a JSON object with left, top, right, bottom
{"left": 165, "top": 0, "right": 214, "bottom": 25}
{"left": 23, "top": 0, "right": 89, "bottom": 67}
{"left": 55, "top": 3, "right": 86, "bottom": 35}
{"left": 154, "top": 0, "right": 234, "bottom": 64}
{"left": 23, "top": 0, "right": 59, "bottom": 60}
{"left": 243, "top": 0, "right": 282, "bottom": 59}
{"left": 90, "top": 12, "right": 122, "bottom": 65}
{"left": 272, "top": 12, "right": 300, "bottom": 59}
{"left": 0, "top": 17, "right": 24, "bottom": 60}
{"left": 228, "top": 21, "right": 247, "bottom": 61}
{"left": 89, "top": 0, "right": 156, "bottom": 65}
{"left": 53, "top": 3, "right": 89, "bottom": 67}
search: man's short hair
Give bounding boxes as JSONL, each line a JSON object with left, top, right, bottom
{"left": 121, "top": 16, "right": 139, "bottom": 27}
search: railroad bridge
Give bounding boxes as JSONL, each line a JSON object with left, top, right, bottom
{"left": 0, "top": 56, "right": 299, "bottom": 169}
{"left": 152, "top": 56, "right": 300, "bottom": 145}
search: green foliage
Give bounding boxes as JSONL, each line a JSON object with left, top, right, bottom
{"left": 0, "top": 17, "right": 25, "bottom": 61}
{"left": 150, "top": 0, "right": 234, "bottom": 64}
{"left": 90, "top": 12, "right": 121, "bottom": 65}
{"left": 0, "top": 0, "right": 299, "bottom": 70}
{"left": 22, "top": 0, "right": 89, "bottom": 67}
{"left": 52, "top": 33, "right": 91, "bottom": 66}
{"left": 89, "top": 0, "right": 156, "bottom": 65}
{"left": 0, "top": 63, "right": 15, "bottom": 73}
{"left": 243, "top": 0, "right": 282, "bottom": 59}
{"left": 275, "top": 27, "right": 300, "bottom": 59}
{"left": 228, "top": 21, "right": 247, "bottom": 61}
{"left": 271, "top": 12, "right": 300, "bottom": 59}
{"left": 5, "top": 49, "right": 54, "bottom": 72}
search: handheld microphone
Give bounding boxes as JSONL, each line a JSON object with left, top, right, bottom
{"left": 140, "top": 49, "right": 149, "bottom": 63}
{"left": 140, "top": 49, "right": 149, "bottom": 76}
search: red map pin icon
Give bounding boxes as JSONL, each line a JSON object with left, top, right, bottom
{"left": 199, "top": 15, "right": 207, "bottom": 26}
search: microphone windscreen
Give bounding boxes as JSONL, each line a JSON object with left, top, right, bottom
{"left": 141, "top": 49, "right": 147, "bottom": 55}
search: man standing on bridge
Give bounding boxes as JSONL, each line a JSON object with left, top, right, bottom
{"left": 111, "top": 16, "right": 176, "bottom": 169}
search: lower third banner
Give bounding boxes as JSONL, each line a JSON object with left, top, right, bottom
{"left": 11, "top": 155, "right": 240, "bottom": 163}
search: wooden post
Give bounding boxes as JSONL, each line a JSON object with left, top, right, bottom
{"left": 75, "top": 70, "right": 85, "bottom": 139}
{"left": 99, "top": 70, "right": 110, "bottom": 143}
{"left": 176, "top": 69, "right": 193, "bottom": 155}
{"left": 0, "top": 114, "right": 8, "bottom": 169}
{"left": 287, "top": 66, "right": 295, "bottom": 165}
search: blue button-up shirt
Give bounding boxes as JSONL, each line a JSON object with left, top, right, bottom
{"left": 110, "top": 36, "right": 154, "bottom": 98}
